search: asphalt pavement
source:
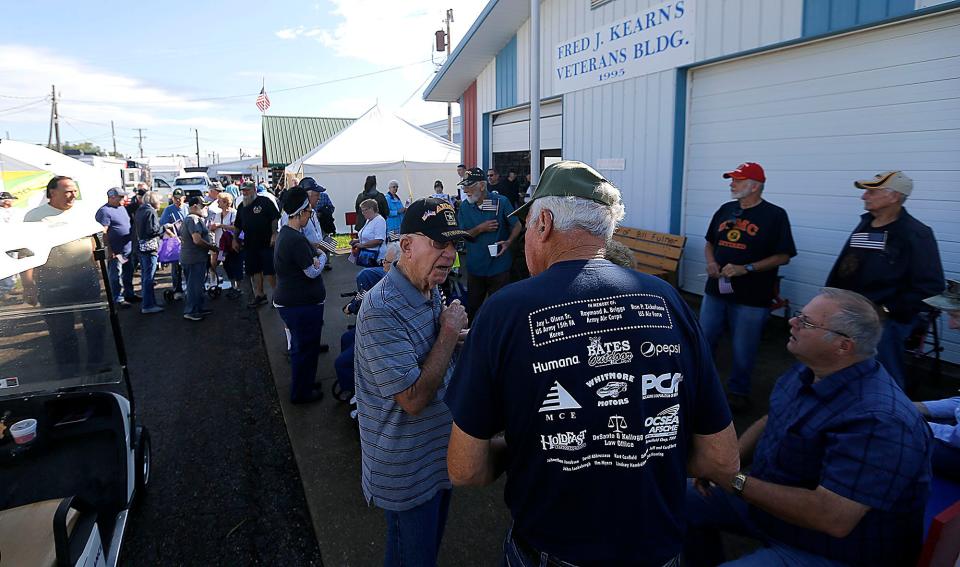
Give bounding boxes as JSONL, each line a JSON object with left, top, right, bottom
{"left": 117, "top": 264, "right": 322, "bottom": 566}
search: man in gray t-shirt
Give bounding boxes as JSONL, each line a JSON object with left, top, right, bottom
{"left": 179, "top": 197, "right": 218, "bottom": 321}
{"left": 354, "top": 198, "right": 472, "bottom": 566}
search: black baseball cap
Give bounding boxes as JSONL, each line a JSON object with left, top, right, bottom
{"left": 172, "top": 188, "right": 184, "bottom": 197}
{"left": 187, "top": 196, "right": 208, "bottom": 208}
{"left": 0, "top": 191, "right": 17, "bottom": 200}
{"left": 458, "top": 167, "right": 485, "bottom": 186}
{"left": 400, "top": 197, "right": 473, "bottom": 243}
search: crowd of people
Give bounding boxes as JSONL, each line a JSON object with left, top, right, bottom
{"left": 12, "top": 159, "right": 958, "bottom": 566}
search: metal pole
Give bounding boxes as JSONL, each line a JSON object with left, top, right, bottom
{"left": 111, "top": 120, "right": 117, "bottom": 155}
{"left": 137, "top": 129, "right": 145, "bottom": 158}
{"left": 52, "top": 85, "right": 62, "bottom": 153}
{"left": 48, "top": 85, "right": 55, "bottom": 148}
{"left": 194, "top": 129, "right": 200, "bottom": 167}
{"left": 445, "top": 9, "right": 454, "bottom": 142}
{"left": 529, "top": 0, "right": 541, "bottom": 189}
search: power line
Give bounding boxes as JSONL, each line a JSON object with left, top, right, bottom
{"left": 43, "top": 58, "right": 433, "bottom": 105}
{"left": 0, "top": 99, "right": 49, "bottom": 116}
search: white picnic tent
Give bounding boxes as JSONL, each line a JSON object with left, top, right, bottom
{"left": 0, "top": 139, "right": 115, "bottom": 223}
{"left": 286, "top": 106, "right": 462, "bottom": 233}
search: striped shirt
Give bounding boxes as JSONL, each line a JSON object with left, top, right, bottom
{"left": 354, "top": 265, "right": 454, "bottom": 511}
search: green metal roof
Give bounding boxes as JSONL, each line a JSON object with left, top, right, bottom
{"left": 261, "top": 115, "right": 356, "bottom": 168}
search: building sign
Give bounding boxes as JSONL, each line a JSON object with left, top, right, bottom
{"left": 553, "top": 0, "right": 695, "bottom": 95}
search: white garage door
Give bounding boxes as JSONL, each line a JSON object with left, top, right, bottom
{"left": 491, "top": 100, "right": 563, "bottom": 153}
{"left": 680, "top": 9, "right": 960, "bottom": 362}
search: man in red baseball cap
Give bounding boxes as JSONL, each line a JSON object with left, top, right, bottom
{"left": 701, "top": 162, "right": 797, "bottom": 411}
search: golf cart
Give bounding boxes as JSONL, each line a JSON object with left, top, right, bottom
{"left": 0, "top": 215, "right": 150, "bottom": 566}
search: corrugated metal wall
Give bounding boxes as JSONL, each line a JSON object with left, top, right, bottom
{"left": 496, "top": 35, "right": 518, "bottom": 109}
{"left": 476, "top": 59, "right": 498, "bottom": 168}
{"left": 461, "top": 81, "right": 478, "bottom": 168}
{"left": 802, "top": 0, "right": 915, "bottom": 36}
{"left": 511, "top": 0, "right": 802, "bottom": 231}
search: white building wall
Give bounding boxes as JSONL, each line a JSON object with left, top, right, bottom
{"left": 477, "top": 59, "right": 498, "bottom": 166}
{"left": 511, "top": 0, "right": 802, "bottom": 230}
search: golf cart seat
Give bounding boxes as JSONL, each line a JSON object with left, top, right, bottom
{"left": 0, "top": 497, "right": 97, "bottom": 567}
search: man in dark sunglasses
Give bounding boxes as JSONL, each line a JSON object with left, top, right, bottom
{"left": 685, "top": 287, "right": 932, "bottom": 567}
{"left": 700, "top": 161, "right": 797, "bottom": 412}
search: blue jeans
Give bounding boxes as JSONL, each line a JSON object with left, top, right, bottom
{"left": 502, "top": 526, "right": 679, "bottom": 567}
{"left": 684, "top": 482, "right": 850, "bottom": 567}
{"left": 876, "top": 318, "right": 914, "bottom": 390}
{"left": 276, "top": 303, "right": 325, "bottom": 403}
{"left": 139, "top": 253, "right": 159, "bottom": 309}
{"left": 383, "top": 488, "right": 451, "bottom": 567}
{"left": 107, "top": 253, "right": 135, "bottom": 301}
{"left": 182, "top": 261, "right": 208, "bottom": 315}
{"left": 698, "top": 294, "right": 769, "bottom": 396}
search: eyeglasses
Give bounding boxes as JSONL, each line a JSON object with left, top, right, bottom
{"left": 791, "top": 311, "right": 851, "bottom": 338}
{"left": 412, "top": 233, "right": 454, "bottom": 250}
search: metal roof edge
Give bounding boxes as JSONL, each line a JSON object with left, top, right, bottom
{"left": 423, "top": 0, "right": 501, "bottom": 102}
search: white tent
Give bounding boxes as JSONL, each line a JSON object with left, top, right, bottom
{"left": 0, "top": 139, "right": 115, "bottom": 223}
{"left": 286, "top": 106, "right": 462, "bottom": 233}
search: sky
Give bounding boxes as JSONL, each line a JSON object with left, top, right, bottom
{"left": 0, "top": 0, "right": 488, "bottom": 162}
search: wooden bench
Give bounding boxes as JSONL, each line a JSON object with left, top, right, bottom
{"left": 612, "top": 227, "right": 686, "bottom": 287}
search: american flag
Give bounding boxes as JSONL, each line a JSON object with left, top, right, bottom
{"left": 256, "top": 87, "right": 271, "bottom": 113}
{"left": 849, "top": 231, "right": 886, "bottom": 250}
{"left": 479, "top": 199, "right": 499, "bottom": 213}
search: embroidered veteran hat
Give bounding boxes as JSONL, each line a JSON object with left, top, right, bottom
{"left": 401, "top": 197, "right": 473, "bottom": 243}
{"left": 853, "top": 170, "right": 913, "bottom": 196}
{"left": 923, "top": 279, "right": 960, "bottom": 313}
{"left": 458, "top": 167, "right": 485, "bottom": 186}
{"left": 722, "top": 162, "right": 766, "bottom": 183}
{"left": 510, "top": 160, "right": 621, "bottom": 221}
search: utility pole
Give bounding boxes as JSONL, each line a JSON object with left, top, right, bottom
{"left": 49, "top": 85, "right": 62, "bottom": 152}
{"left": 445, "top": 9, "right": 454, "bottom": 142}
{"left": 136, "top": 129, "right": 145, "bottom": 158}
{"left": 193, "top": 129, "right": 200, "bottom": 167}
{"left": 111, "top": 121, "right": 117, "bottom": 155}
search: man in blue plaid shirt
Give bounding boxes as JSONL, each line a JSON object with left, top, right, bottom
{"left": 684, "top": 287, "right": 933, "bottom": 567}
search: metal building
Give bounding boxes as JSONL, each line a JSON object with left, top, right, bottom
{"left": 425, "top": 0, "right": 960, "bottom": 362}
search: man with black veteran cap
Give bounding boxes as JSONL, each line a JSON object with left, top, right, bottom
{"left": 179, "top": 196, "right": 219, "bottom": 321}
{"left": 445, "top": 161, "right": 739, "bottom": 567}
{"left": 826, "top": 170, "right": 944, "bottom": 390}
{"left": 354, "top": 197, "right": 472, "bottom": 566}
{"left": 457, "top": 166, "right": 523, "bottom": 320}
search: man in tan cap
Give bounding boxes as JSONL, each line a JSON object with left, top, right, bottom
{"left": 826, "top": 170, "right": 944, "bottom": 390}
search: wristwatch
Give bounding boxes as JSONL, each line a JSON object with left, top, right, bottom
{"left": 732, "top": 472, "right": 748, "bottom": 497}
{"left": 744, "top": 263, "right": 756, "bottom": 273}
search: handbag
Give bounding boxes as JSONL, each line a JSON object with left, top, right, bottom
{"left": 157, "top": 237, "right": 180, "bottom": 263}
{"left": 138, "top": 237, "right": 159, "bottom": 253}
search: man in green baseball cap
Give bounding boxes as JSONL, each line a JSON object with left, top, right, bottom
{"left": 510, "top": 160, "right": 620, "bottom": 222}
{"left": 445, "top": 161, "right": 739, "bottom": 567}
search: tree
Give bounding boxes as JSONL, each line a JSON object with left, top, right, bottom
{"left": 62, "top": 141, "right": 106, "bottom": 155}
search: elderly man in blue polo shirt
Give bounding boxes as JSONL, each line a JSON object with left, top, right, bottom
{"left": 684, "top": 287, "right": 933, "bottom": 567}
{"left": 457, "top": 167, "right": 523, "bottom": 320}
{"left": 354, "top": 197, "right": 471, "bottom": 566}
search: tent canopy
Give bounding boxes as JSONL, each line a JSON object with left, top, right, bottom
{"left": 0, "top": 139, "right": 114, "bottom": 221}
{"left": 287, "top": 106, "right": 463, "bottom": 233}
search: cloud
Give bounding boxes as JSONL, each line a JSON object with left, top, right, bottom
{"left": 0, "top": 44, "right": 261, "bottom": 156}
{"left": 274, "top": 0, "right": 489, "bottom": 67}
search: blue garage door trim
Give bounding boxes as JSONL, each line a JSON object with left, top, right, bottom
{"left": 496, "top": 35, "right": 518, "bottom": 110}
{"left": 803, "top": 0, "right": 915, "bottom": 36}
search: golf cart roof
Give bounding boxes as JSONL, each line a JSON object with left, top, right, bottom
{"left": 0, "top": 217, "right": 105, "bottom": 280}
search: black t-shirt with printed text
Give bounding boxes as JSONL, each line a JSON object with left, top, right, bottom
{"left": 704, "top": 200, "right": 796, "bottom": 307}
{"left": 445, "top": 259, "right": 732, "bottom": 566}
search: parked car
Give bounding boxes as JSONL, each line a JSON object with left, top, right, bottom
{"left": 173, "top": 173, "right": 211, "bottom": 200}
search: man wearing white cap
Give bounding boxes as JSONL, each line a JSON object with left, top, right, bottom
{"left": 826, "top": 170, "right": 944, "bottom": 390}
{"left": 915, "top": 281, "right": 960, "bottom": 481}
